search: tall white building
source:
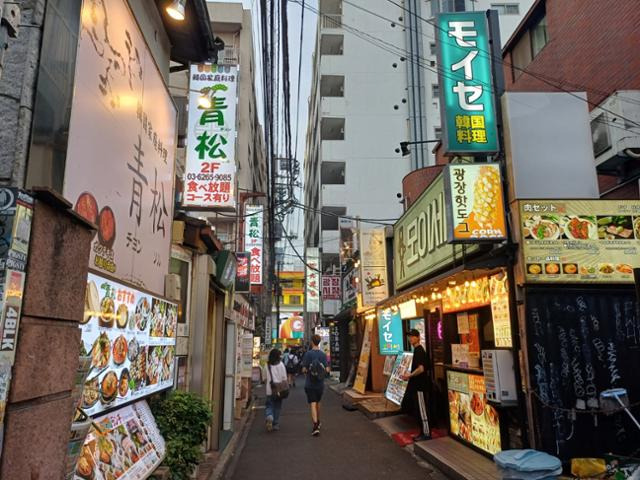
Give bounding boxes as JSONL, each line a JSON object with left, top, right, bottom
{"left": 304, "top": 0, "right": 533, "bottom": 306}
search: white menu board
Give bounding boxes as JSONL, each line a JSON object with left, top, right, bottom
{"left": 385, "top": 352, "right": 413, "bottom": 406}
{"left": 74, "top": 400, "right": 165, "bottom": 480}
{"left": 80, "top": 272, "right": 177, "bottom": 416}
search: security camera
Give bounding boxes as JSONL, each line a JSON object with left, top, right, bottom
{"left": 396, "top": 193, "right": 403, "bottom": 199}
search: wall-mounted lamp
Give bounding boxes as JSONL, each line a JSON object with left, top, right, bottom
{"left": 166, "top": 0, "right": 186, "bottom": 21}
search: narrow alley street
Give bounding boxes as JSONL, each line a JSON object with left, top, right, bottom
{"left": 228, "top": 377, "right": 450, "bottom": 480}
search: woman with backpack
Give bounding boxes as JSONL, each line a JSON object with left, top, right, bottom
{"left": 265, "top": 348, "right": 288, "bottom": 432}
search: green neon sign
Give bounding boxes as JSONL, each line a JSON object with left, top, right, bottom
{"left": 436, "top": 12, "right": 498, "bottom": 154}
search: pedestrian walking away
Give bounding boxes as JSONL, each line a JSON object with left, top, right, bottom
{"left": 302, "top": 334, "right": 329, "bottom": 436}
{"left": 264, "top": 348, "right": 288, "bottom": 432}
{"left": 402, "top": 329, "right": 431, "bottom": 442}
{"left": 283, "top": 348, "right": 297, "bottom": 387}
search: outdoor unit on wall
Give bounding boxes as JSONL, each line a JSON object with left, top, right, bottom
{"left": 482, "top": 350, "right": 517, "bottom": 405}
{"left": 591, "top": 90, "right": 640, "bottom": 176}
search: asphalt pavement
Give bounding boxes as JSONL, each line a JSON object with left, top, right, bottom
{"left": 227, "top": 375, "right": 450, "bottom": 480}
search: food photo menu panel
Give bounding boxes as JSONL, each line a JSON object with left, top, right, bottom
{"left": 521, "top": 200, "right": 640, "bottom": 283}
{"left": 81, "top": 272, "right": 177, "bottom": 416}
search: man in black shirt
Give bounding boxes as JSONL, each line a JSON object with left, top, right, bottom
{"left": 402, "top": 329, "right": 431, "bottom": 441}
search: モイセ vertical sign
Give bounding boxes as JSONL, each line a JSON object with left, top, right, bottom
{"left": 183, "top": 64, "right": 238, "bottom": 209}
{"left": 244, "top": 206, "right": 263, "bottom": 285}
{"left": 436, "top": 12, "right": 498, "bottom": 154}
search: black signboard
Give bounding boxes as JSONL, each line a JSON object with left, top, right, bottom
{"left": 330, "top": 323, "right": 340, "bottom": 373}
{"left": 235, "top": 252, "right": 250, "bottom": 293}
{"left": 526, "top": 289, "right": 640, "bottom": 459}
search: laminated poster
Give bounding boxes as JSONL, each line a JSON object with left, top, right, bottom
{"left": 385, "top": 352, "right": 413, "bottom": 406}
{"left": 74, "top": 400, "right": 165, "bottom": 480}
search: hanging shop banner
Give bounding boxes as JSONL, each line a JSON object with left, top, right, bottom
{"left": 385, "top": 352, "right": 413, "bottom": 405}
{"left": 235, "top": 252, "right": 250, "bottom": 293}
{"left": 359, "top": 229, "right": 389, "bottom": 308}
{"left": 183, "top": 63, "right": 238, "bottom": 209}
{"left": 394, "top": 174, "right": 480, "bottom": 290}
{"left": 0, "top": 189, "right": 34, "bottom": 364}
{"left": 244, "top": 206, "right": 263, "bottom": 285}
{"left": 73, "top": 400, "right": 165, "bottom": 480}
{"left": 305, "top": 247, "right": 320, "bottom": 312}
{"left": 321, "top": 275, "right": 341, "bottom": 300}
{"left": 443, "top": 164, "right": 507, "bottom": 242}
{"left": 520, "top": 200, "right": 640, "bottom": 283}
{"left": 342, "top": 267, "right": 358, "bottom": 306}
{"left": 378, "top": 308, "right": 403, "bottom": 355}
{"left": 436, "top": 12, "right": 499, "bottom": 154}
{"left": 241, "top": 333, "right": 253, "bottom": 377}
{"left": 279, "top": 313, "right": 304, "bottom": 339}
{"left": 447, "top": 370, "right": 501, "bottom": 455}
{"left": 65, "top": 0, "right": 176, "bottom": 295}
{"left": 489, "top": 273, "right": 512, "bottom": 347}
{"left": 353, "top": 319, "right": 373, "bottom": 394}
{"left": 329, "top": 323, "right": 340, "bottom": 372}
{"left": 81, "top": 273, "right": 177, "bottom": 417}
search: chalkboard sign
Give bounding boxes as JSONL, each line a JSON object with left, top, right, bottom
{"left": 526, "top": 289, "right": 640, "bottom": 459}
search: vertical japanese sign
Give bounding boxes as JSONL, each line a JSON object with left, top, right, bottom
{"left": 359, "top": 229, "right": 389, "bottom": 308}
{"left": 353, "top": 318, "right": 373, "bottom": 394}
{"left": 244, "top": 206, "right": 263, "bottom": 285}
{"left": 377, "top": 308, "right": 403, "bottom": 355}
{"left": 489, "top": 273, "right": 512, "bottom": 347}
{"left": 235, "top": 252, "right": 250, "bottom": 292}
{"left": 65, "top": 0, "right": 176, "bottom": 295}
{"left": 305, "top": 247, "right": 320, "bottom": 313}
{"left": 183, "top": 64, "right": 238, "bottom": 209}
{"left": 321, "top": 275, "right": 341, "bottom": 300}
{"left": 0, "top": 189, "right": 33, "bottom": 440}
{"left": 443, "top": 164, "right": 506, "bottom": 242}
{"left": 436, "top": 12, "right": 498, "bottom": 154}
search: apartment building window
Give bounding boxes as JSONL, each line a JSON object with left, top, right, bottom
{"left": 320, "top": 34, "right": 344, "bottom": 55}
{"left": 321, "top": 117, "right": 345, "bottom": 140}
{"left": 321, "top": 161, "right": 345, "bottom": 184}
{"left": 432, "top": 84, "right": 440, "bottom": 98}
{"left": 430, "top": 0, "right": 466, "bottom": 17}
{"left": 511, "top": 13, "right": 548, "bottom": 78}
{"left": 429, "top": 42, "right": 437, "bottom": 56}
{"left": 434, "top": 127, "right": 442, "bottom": 140}
{"left": 491, "top": 3, "right": 520, "bottom": 15}
{"left": 321, "top": 206, "right": 346, "bottom": 230}
{"left": 288, "top": 295, "right": 302, "bottom": 305}
{"left": 320, "top": 75, "right": 345, "bottom": 97}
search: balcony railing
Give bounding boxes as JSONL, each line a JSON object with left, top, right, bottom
{"left": 219, "top": 46, "right": 239, "bottom": 65}
{"left": 322, "top": 14, "right": 342, "bottom": 29}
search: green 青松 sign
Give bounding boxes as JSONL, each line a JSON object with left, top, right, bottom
{"left": 436, "top": 11, "right": 498, "bottom": 154}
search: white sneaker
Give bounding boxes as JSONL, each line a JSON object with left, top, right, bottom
{"left": 266, "top": 415, "right": 273, "bottom": 432}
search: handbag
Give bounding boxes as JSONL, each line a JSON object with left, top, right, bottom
{"left": 268, "top": 364, "right": 289, "bottom": 399}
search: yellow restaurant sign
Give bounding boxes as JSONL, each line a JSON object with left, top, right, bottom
{"left": 444, "top": 164, "right": 507, "bottom": 242}
{"left": 520, "top": 200, "right": 640, "bottom": 283}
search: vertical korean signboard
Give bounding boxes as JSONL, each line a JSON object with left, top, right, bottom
{"left": 359, "top": 229, "right": 389, "bottom": 308}
{"left": 244, "top": 206, "right": 263, "bottom": 285}
{"left": 443, "top": 164, "right": 507, "bottom": 242}
{"left": 305, "top": 248, "right": 320, "bottom": 313}
{"left": 65, "top": 0, "right": 176, "bottom": 295}
{"left": 183, "top": 64, "right": 238, "bottom": 209}
{"left": 321, "top": 275, "right": 341, "bottom": 300}
{"left": 436, "top": 12, "right": 498, "bottom": 154}
{"left": 378, "top": 308, "right": 403, "bottom": 355}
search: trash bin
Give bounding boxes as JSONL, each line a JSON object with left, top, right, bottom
{"left": 494, "top": 449, "right": 562, "bottom": 480}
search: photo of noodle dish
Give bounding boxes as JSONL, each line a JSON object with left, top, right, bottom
{"left": 522, "top": 215, "right": 562, "bottom": 240}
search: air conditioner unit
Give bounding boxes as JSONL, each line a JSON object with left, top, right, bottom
{"left": 591, "top": 90, "right": 640, "bottom": 175}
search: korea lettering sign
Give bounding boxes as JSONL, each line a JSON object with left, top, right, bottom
{"left": 321, "top": 275, "right": 341, "bottom": 300}
{"left": 443, "top": 164, "right": 507, "bottom": 242}
{"left": 65, "top": 0, "right": 176, "bottom": 295}
{"left": 183, "top": 64, "right": 238, "bottom": 209}
{"left": 244, "top": 206, "right": 263, "bottom": 285}
{"left": 378, "top": 308, "right": 403, "bottom": 355}
{"left": 306, "top": 248, "right": 320, "bottom": 313}
{"left": 436, "top": 12, "right": 498, "bottom": 154}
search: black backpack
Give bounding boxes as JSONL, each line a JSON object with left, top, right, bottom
{"left": 309, "top": 358, "right": 325, "bottom": 380}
